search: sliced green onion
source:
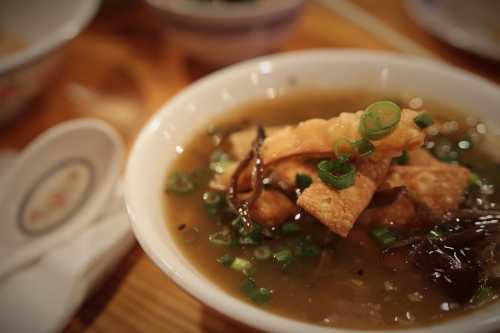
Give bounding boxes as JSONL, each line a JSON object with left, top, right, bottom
{"left": 295, "top": 173, "right": 312, "bottom": 191}
{"left": 253, "top": 246, "right": 271, "bottom": 261}
{"left": 317, "top": 157, "right": 356, "bottom": 190}
{"left": 458, "top": 137, "right": 473, "bottom": 150}
{"left": 414, "top": 113, "right": 434, "bottom": 129}
{"left": 469, "top": 172, "right": 482, "bottom": 187}
{"left": 394, "top": 150, "right": 409, "bottom": 165}
{"left": 431, "top": 136, "right": 461, "bottom": 162}
{"left": 352, "top": 138, "right": 375, "bottom": 157}
{"left": 203, "top": 191, "right": 226, "bottom": 215}
{"left": 165, "top": 172, "right": 196, "bottom": 194}
{"left": 273, "top": 249, "right": 294, "bottom": 269}
{"left": 333, "top": 137, "right": 354, "bottom": 157}
{"left": 294, "top": 240, "right": 321, "bottom": 258}
{"left": 209, "top": 149, "right": 234, "bottom": 174}
{"left": 281, "top": 222, "right": 301, "bottom": 234}
{"left": 241, "top": 279, "right": 271, "bottom": 303}
{"left": 471, "top": 286, "right": 497, "bottom": 306}
{"left": 217, "top": 254, "right": 235, "bottom": 266}
{"left": 231, "top": 215, "right": 244, "bottom": 229}
{"left": 370, "top": 226, "right": 397, "bottom": 246}
{"left": 208, "top": 228, "right": 232, "bottom": 246}
{"left": 238, "top": 235, "right": 262, "bottom": 246}
{"left": 211, "top": 160, "right": 234, "bottom": 174}
{"left": 359, "top": 101, "right": 402, "bottom": 140}
{"left": 231, "top": 257, "right": 253, "bottom": 273}
{"left": 428, "top": 228, "right": 443, "bottom": 240}
{"left": 190, "top": 168, "right": 212, "bottom": 187}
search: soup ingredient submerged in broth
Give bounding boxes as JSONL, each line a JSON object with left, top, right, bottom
{"left": 164, "top": 92, "right": 500, "bottom": 329}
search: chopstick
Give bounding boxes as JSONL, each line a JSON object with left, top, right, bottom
{"left": 316, "top": 0, "right": 439, "bottom": 60}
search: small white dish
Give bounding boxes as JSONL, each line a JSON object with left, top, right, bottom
{"left": 406, "top": 0, "right": 500, "bottom": 62}
{"left": 0, "top": 118, "right": 124, "bottom": 280}
{"left": 125, "top": 50, "right": 500, "bottom": 333}
{"left": 0, "top": 0, "right": 100, "bottom": 124}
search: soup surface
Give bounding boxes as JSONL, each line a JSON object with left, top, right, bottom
{"left": 164, "top": 91, "right": 500, "bottom": 329}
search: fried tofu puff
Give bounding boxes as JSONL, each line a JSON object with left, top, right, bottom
{"left": 261, "top": 109, "right": 425, "bottom": 165}
{"left": 296, "top": 158, "right": 391, "bottom": 237}
{"left": 271, "top": 158, "right": 391, "bottom": 237}
{"left": 238, "top": 190, "right": 297, "bottom": 227}
{"left": 359, "top": 149, "right": 471, "bottom": 228}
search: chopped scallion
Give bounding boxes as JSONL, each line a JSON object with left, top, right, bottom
{"left": 217, "top": 254, "right": 235, "bottom": 266}
{"left": 352, "top": 138, "right": 375, "bottom": 157}
{"left": 190, "top": 168, "right": 211, "bottom": 187}
{"left": 165, "top": 172, "right": 196, "bottom": 194}
{"left": 273, "top": 249, "right": 294, "bottom": 269}
{"left": 253, "top": 245, "right": 271, "bottom": 260}
{"left": 238, "top": 235, "right": 262, "bottom": 246}
{"left": 231, "top": 215, "right": 244, "bottom": 229}
{"left": 208, "top": 228, "right": 232, "bottom": 246}
{"left": 236, "top": 223, "right": 262, "bottom": 246}
{"left": 458, "top": 137, "right": 473, "bottom": 150}
{"left": 428, "top": 228, "right": 443, "bottom": 240}
{"left": 240, "top": 279, "right": 271, "bottom": 303}
{"left": 471, "top": 285, "right": 497, "bottom": 306}
{"left": 209, "top": 149, "right": 234, "bottom": 174}
{"left": 370, "top": 226, "right": 397, "bottom": 246}
{"left": 359, "top": 101, "right": 402, "bottom": 140}
{"left": 295, "top": 173, "right": 312, "bottom": 191}
{"left": 294, "top": 240, "right": 321, "bottom": 257}
{"left": 281, "top": 223, "right": 301, "bottom": 234}
{"left": 469, "top": 173, "right": 482, "bottom": 187}
{"left": 317, "top": 156, "right": 356, "bottom": 190}
{"left": 431, "top": 136, "right": 461, "bottom": 163}
{"left": 231, "top": 257, "right": 253, "bottom": 274}
{"left": 414, "top": 113, "right": 434, "bottom": 129}
{"left": 203, "top": 191, "right": 226, "bottom": 215}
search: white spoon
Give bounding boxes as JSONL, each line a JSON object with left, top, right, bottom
{"left": 0, "top": 118, "right": 124, "bottom": 280}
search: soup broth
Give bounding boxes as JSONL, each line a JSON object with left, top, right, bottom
{"left": 164, "top": 91, "right": 500, "bottom": 329}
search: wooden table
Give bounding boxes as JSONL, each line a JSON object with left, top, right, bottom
{"left": 2, "top": 1, "right": 499, "bottom": 332}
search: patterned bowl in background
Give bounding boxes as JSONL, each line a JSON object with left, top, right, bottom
{"left": 0, "top": 0, "right": 100, "bottom": 125}
{"left": 147, "top": 0, "right": 305, "bottom": 66}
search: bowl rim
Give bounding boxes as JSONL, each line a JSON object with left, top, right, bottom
{"left": 0, "top": 0, "right": 101, "bottom": 75}
{"left": 125, "top": 49, "right": 500, "bottom": 333}
{"left": 146, "top": 0, "right": 304, "bottom": 21}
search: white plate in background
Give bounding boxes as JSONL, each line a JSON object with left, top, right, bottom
{"left": 406, "top": 0, "right": 500, "bottom": 62}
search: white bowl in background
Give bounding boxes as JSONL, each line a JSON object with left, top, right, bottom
{"left": 125, "top": 50, "right": 500, "bottom": 333}
{"left": 147, "top": 0, "right": 304, "bottom": 66}
{"left": 0, "top": 0, "right": 100, "bottom": 124}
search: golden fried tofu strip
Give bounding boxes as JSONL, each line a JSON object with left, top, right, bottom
{"left": 261, "top": 109, "right": 425, "bottom": 165}
{"left": 239, "top": 190, "right": 297, "bottom": 227}
{"left": 387, "top": 164, "right": 470, "bottom": 214}
{"left": 297, "top": 158, "right": 391, "bottom": 237}
{"left": 407, "top": 148, "right": 443, "bottom": 167}
{"left": 361, "top": 150, "right": 471, "bottom": 228}
{"left": 269, "top": 159, "right": 316, "bottom": 193}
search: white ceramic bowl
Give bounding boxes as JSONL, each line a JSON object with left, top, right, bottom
{"left": 0, "top": 0, "right": 100, "bottom": 124}
{"left": 125, "top": 50, "right": 500, "bottom": 333}
{"left": 147, "top": 0, "right": 304, "bottom": 66}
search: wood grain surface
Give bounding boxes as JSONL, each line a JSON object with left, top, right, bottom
{"left": 1, "top": 1, "right": 499, "bottom": 332}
